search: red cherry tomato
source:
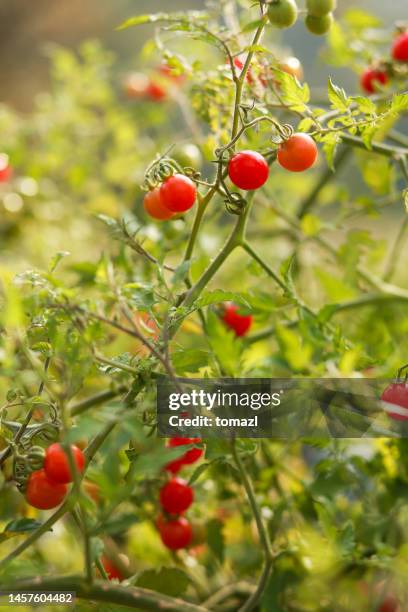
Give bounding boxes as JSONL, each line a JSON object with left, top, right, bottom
{"left": 165, "top": 437, "right": 204, "bottom": 473}
{"left": 44, "top": 443, "right": 85, "bottom": 484}
{"left": 158, "top": 516, "right": 193, "bottom": 550}
{"left": 228, "top": 150, "right": 269, "bottom": 190}
{"left": 392, "top": 32, "right": 408, "bottom": 62}
{"left": 159, "top": 174, "right": 197, "bottom": 213}
{"left": 360, "top": 68, "right": 388, "bottom": 94}
{"left": 160, "top": 477, "right": 194, "bottom": 514}
{"left": 143, "top": 188, "right": 175, "bottom": 221}
{"left": 277, "top": 133, "right": 318, "bottom": 172}
{"left": 25, "top": 469, "right": 68, "bottom": 510}
{"left": 146, "top": 79, "right": 167, "bottom": 101}
{"left": 381, "top": 383, "right": 408, "bottom": 421}
{"left": 222, "top": 303, "right": 253, "bottom": 337}
{"left": 0, "top": 154, "right": 12, "bottom": 183}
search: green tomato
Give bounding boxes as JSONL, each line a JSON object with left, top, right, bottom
{"left": 172, "top": 144, "right": 203, "bottom": 169}
{"left": 305, "top": 12, "right": 334, "bottom": 35}
{"left": 306, "top": 0, "right": 336, "bottom": 17}
{"left": 267, "top": 0, "right": 298, "bottom": 29}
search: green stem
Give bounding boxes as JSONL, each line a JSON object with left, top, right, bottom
{"left": 231, "top": 441, "right": 274, "bottom": 612}
{"left": 242, "top": 242, "right": 287, "bottom": 292}
{"left": 69, "top": 388, "right": 123, "bottom": 417}
{"left": 0, "top": 576, "right": 207, "bottom": 612}
{"left": 340, "top": 134, "right": 408, "bottom": 159}
{"left": 183, "top": 189, "right": 215, "bottom": 264}
{"left": 383, "top": 214, "right": 408, "bottom": 281}
{"left": 327, "top": 292, "right": 408, "bottom": 316}
{"left": 230, "top": 12, "right": 268, "bottom": 140}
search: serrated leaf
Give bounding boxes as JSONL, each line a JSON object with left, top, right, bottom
{"left": 117, "top": 13, "right": 173, "bottom": 30}
{"left": 273, "top": 69, "right": 310, "bottom": 112}
{"left": 389, "top": 93, "right": 408, "bottom": 114}
{"left": 328, "top": 78, "right": 351, "bottom": 113}
{"left": 172, "top": 349, "right": 210, "bottom": 374}
{"left": 194, "top": 290, "right": 250, "bottom": 310}
{"left": 352, "top": 96, "right": 376, "bottom": 115}
{"left": 48, "top": 251, "right": 70, "bottom": 273}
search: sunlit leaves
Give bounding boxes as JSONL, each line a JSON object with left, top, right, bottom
{"left": 273, "top": 70, "right": 310, "bottom": 113}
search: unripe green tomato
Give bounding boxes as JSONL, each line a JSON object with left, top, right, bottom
{"left": 268, "top": 0, "right": 298, "bottom": 29}
{"left": 306, "top": 0, "right": 336, "bottom": 17}
{"left": 172, "top": 144, "right": 202, "bottom": 169}
{"left": 305, "top": 12, "right": 333, "bottom": 35}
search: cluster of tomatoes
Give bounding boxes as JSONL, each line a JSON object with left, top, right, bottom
{"left": 227, "top": 133, "right": 318, "bottom": 194}
{"left": 143, "top": 135, "right": 317, "bottom": 222}
{"left": 124, "top": 64, "right": 186, "bottom": 102}
{"left": 25, "top": 443, "right": 85, "bottom": 510}
{"left": 361, "top": 30, "right": 408, "bottom": 94}
{"left": 143, "top": 173, "right": 197, "bottom": 220}
{"left": 268, "top": 0, "right": 336, "bottom": 35}
{"left": 156, "top": 437, "right": 204, "bottom": 550}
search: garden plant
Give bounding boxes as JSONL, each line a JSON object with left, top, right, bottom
{"left": 0, "top": 0, "right": 408, "bottom": 610}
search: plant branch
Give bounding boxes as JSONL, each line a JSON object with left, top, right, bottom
{"left": 0, "top": 576, "right": 208, "bottom": 612}
{"left": 231, "top": 440, "right": 274, "bottom": 612}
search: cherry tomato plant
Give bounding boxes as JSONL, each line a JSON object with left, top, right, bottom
{"left": 0, "top": 2, "right": 408, "bottom": 611}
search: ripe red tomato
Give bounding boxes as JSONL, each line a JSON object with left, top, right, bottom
{"left": 146, "top": 79, "right": 167, "bottom": 101}
{"left": 159, "top": 174, "right": 197, "bottom": 213}
{"left": 0, "top": 154, "right": 12, "bottom": 183}
{"left": 360, "top": 68, "right": 389, "bottom": 94}
{"left": 378, "top": 594, "right": 399, "bottom": 612}
{"left": 159, "top": 477, "right": 194, "bottom": 514}
{"left": 44, "top": 443, "right": 85, "bottom": 484}
{"left": 158, "top": 516, "right": 193, "bottom": 550}
{"left": 165, "top": 437, "right": 204, "bottom": 473}
{"left": 222, "top": 303, "right": 253, "bottom": 337}
{"left": 228, "top": 150, "right": 269, "bottom": 191}
{"left": 277, "top": 133, "right": 318, "bottom": 172}
{"left": 268, "top": 0, "right": 298, "bottom": 29}
{"left": 143, "top": 188, "right": 175, "bottom": 221}
{"left": 26, "top": 469, "right": 68, "bottom": 510}
{"left": 392, "top": 32, "right": 408, "bottom": 62}
{"left": 381, "top": 383, "right": 408, "bottom": 421}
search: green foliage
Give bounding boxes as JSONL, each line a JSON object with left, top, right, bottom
{"left": 0, "top": 1, "right": 408, "bottom": 610}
